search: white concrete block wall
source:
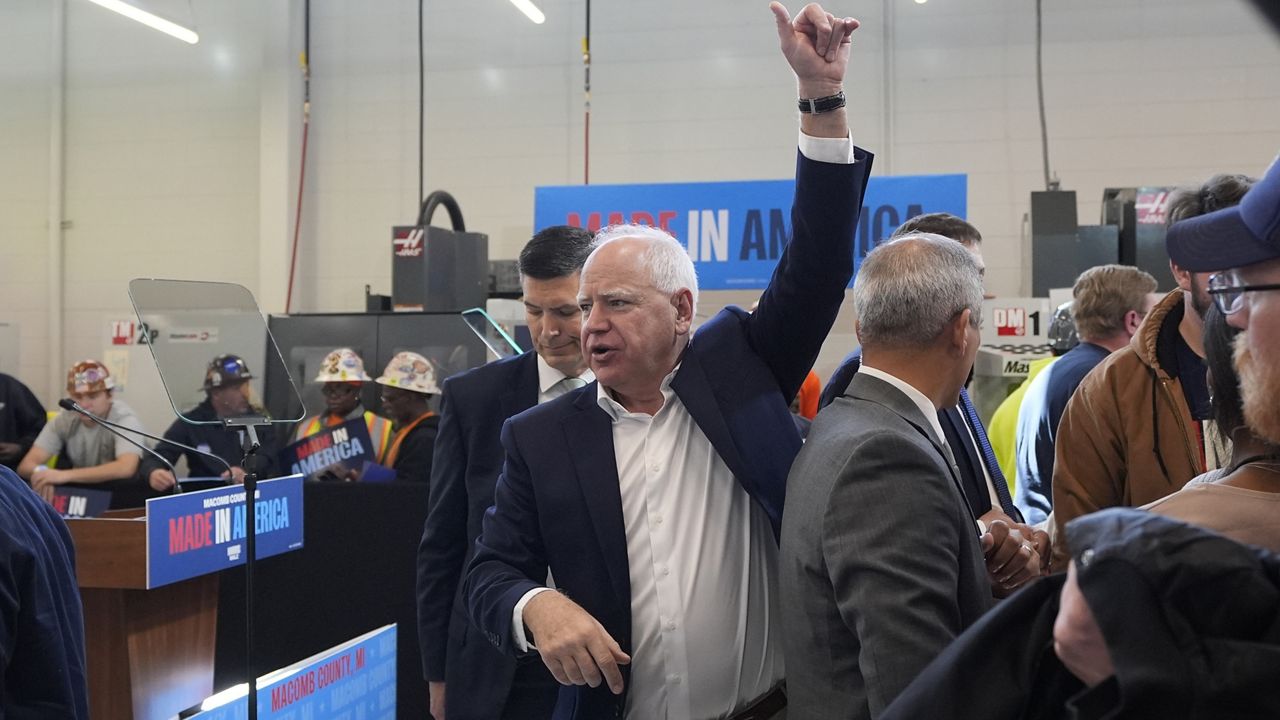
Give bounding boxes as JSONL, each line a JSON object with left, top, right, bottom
{"left": 0, "top": 0, "right": 1277, "bottom": 405}
{"left": 0, "top": 3, "right": 54, "bottom": 396}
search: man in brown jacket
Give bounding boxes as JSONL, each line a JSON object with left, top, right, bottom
{"left": 1049, "top": 174, "right": 1254, "bottom": 569}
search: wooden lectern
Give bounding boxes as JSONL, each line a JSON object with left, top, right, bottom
{"left": 68, "top": 509, "right": 219, "bottom": 720}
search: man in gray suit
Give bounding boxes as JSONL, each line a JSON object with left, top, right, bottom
{"left": 781, "top": 233, "right": 1039, "bottom": 720}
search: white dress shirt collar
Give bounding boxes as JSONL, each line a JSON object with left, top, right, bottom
{"left": 596, "top": 365, "right": 679, "bottom": 420}
{"left": 856, "top": 364, "right": 946, "bottom": 447}
{"left": 536, "top": 354, "right": 594, "bottom": 396}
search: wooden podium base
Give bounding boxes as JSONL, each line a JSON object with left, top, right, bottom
{"left": 82, "top": 574, "right": 219, "bottom": 720}
{"left": 70, "top": 510, "right": 220, "bottom": 720}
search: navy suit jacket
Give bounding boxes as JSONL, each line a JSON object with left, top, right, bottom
{"left": 818, "top": 350, "right": 1022, "bottom": 523}
{"left": 463, "top": 148, "right": 872, "bottom": 719}
{"left": 417, "top": 351, "right": 550, "bottom": 720}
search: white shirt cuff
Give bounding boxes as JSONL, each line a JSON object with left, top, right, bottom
{"left": 512, "top": 586, "right": 555, "bottom": 652}
{"left": 798, "top": 130, "right": 856, "bottom": 164}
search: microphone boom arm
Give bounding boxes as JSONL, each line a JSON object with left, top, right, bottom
{"left": 57, "top": 398, "right": 189, "bottom": 494}
{"left": 58, "top": 398, "right": 236, "bottom": 488}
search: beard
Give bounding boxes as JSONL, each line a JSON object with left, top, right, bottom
{"left": 1235, "top": 333, "right": 1280, "bottom": 445}
{"left": 1188, "top": 274, "right": 1213, "bottom": 320}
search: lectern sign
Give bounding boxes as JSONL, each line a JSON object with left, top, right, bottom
{"left": 145, "top": 474, "right": 305, "bottom": 589}
{"left": 190, "top": 624, "right": 397, "bottom": 719}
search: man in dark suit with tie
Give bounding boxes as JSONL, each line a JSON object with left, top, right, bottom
{"left": 818, "top": 213, "right": 1050, "bottom": 582}
{"left": 781, "top": 233, "right": 1038, "bottom": 719}
{"left": 417, "top": 225, "right": 597, "bottom": 720}
{"left": 463, "top": 5, "right": 870, "bottom": 718}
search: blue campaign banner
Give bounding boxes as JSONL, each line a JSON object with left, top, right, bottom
{"left": 191, "top": 624, "right": 397, "bottom": 720}
{"left": 534, "top": 173, "right": 967, "bottom": 290}
{"left": 145, "top": 475, "right": 304, "bottom": 589}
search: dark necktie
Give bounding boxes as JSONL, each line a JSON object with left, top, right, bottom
{"left": 959, "top": 390, "right": 1020, "bottom": 520}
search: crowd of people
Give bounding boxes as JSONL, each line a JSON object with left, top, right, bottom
{"left": 3, "top": 2, "right": 1278, "bottom": 719}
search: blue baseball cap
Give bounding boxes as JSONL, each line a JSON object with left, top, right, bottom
{"left": 1166, "top": 153, "right": 1280, "bottom": 272}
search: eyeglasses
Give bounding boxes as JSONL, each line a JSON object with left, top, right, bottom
{"left": 320, "top": 384, "right": 358, "bottom": 396}
{"left": 1207, "top": 269, "right": 1280, "bottom": 315}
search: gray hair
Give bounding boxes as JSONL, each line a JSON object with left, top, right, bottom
{"left": 853, "top": 233, "right": 983, "bottom": 350}
{"left": 591, "top": 224, "right": 699, "bottom": 310}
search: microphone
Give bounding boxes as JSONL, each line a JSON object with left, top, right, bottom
{"left": 59, "top": 398, "right": 185, "bottom": 495}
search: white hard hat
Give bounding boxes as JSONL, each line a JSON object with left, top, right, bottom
{"left": 314, "top": 348, "right": 373, "bottom": 383}
{"left": 375, "top": 351, "right": 440, "bottom": 395}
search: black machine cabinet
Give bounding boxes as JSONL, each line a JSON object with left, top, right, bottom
{"left": 265, "top": 311, "right": 492, "bottom": 422}
{"left": 391, "top": 190, "right": 488, "bottom": 313}
{"left": 1103, "top": 186, "right": 1178, "bottom": 291}
{"left": 1031, "top": 187, "right": 1176, "bottom": 296}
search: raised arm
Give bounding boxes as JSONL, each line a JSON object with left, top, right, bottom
{"left": 749, "top": 3, "right": 872, "bottom": 400}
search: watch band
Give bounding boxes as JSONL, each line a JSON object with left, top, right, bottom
{"left": 798, "top": 90, "right": 846, "bottom": 114}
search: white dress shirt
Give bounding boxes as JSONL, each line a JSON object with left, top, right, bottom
{"left": 512, "top": 129, "right": 855, "bottom": 717}
{"left": 603, "top": 367, "right": 783, "bottom": 719}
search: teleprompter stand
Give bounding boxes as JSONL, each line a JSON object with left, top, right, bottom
{"left": 224, "top": 417, "right": 271, "bottom": 720}
{"left": 128, "top": 279, "right": 306, "bottom": 720}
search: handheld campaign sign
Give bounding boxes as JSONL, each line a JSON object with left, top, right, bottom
{"left": 51, "top": 487, "right": 112, "bottom": 519}
{"left": 145, "top": 475, "right": 304, "bottom": 589}
{"left": 190, "top": 624, "right": 397, "bottom": 720}
{"left": 278, "top": 417, "right": 383, "bottom": 481}
{"left": 534, "top": 174, "right": 967, "bottom": 289}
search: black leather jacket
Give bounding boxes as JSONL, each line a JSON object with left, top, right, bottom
{"left": 882, "top": 508, "right": 1280, "bottom": 720}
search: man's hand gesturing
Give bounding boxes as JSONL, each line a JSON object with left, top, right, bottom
{"left": 524, "top": 591, "right": 631, "bottom": 695}
{"left": 770, "top": 2, "right": 859, "bottom": 99}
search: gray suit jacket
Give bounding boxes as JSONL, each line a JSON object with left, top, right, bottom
{"left": 780, "top": 372, "right": 994, "bottom": 720}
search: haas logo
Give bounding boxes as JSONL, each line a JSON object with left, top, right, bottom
{"left": 394, "top": 228, "right": 424, "bottom": 257}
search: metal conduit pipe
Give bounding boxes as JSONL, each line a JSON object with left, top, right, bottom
{"left": 47, "top": 0, "right": 66, "bottom": 402}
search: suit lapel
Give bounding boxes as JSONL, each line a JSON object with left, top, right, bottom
{"left": 669, "top": 346, "right": 748, "bottom": 484}
{"left": 561, "top": 385, "right": 630, "bottom": 607}
{"left": 939, "top": 406, "right": 987, "bottom": 518}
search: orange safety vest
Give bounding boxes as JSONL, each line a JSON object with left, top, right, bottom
{"left": 296, "top": 410, "right": 394, "bottom": 465}
{"left": 383, "top": 411, "right": 436, "bottom": 468}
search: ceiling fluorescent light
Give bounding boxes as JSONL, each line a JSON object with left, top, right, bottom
{"left": 84, "top": 0, "right": 200, "bottom": 44}
{"left": 509, "top": 0, "right": 546, "bottom": 24}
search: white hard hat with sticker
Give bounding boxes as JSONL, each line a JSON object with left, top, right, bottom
{"left": 375, "top": 351, "right": 440, "bottom": 395}
{"left": 314, "top": 348, "right": 373, "bottom": 383}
